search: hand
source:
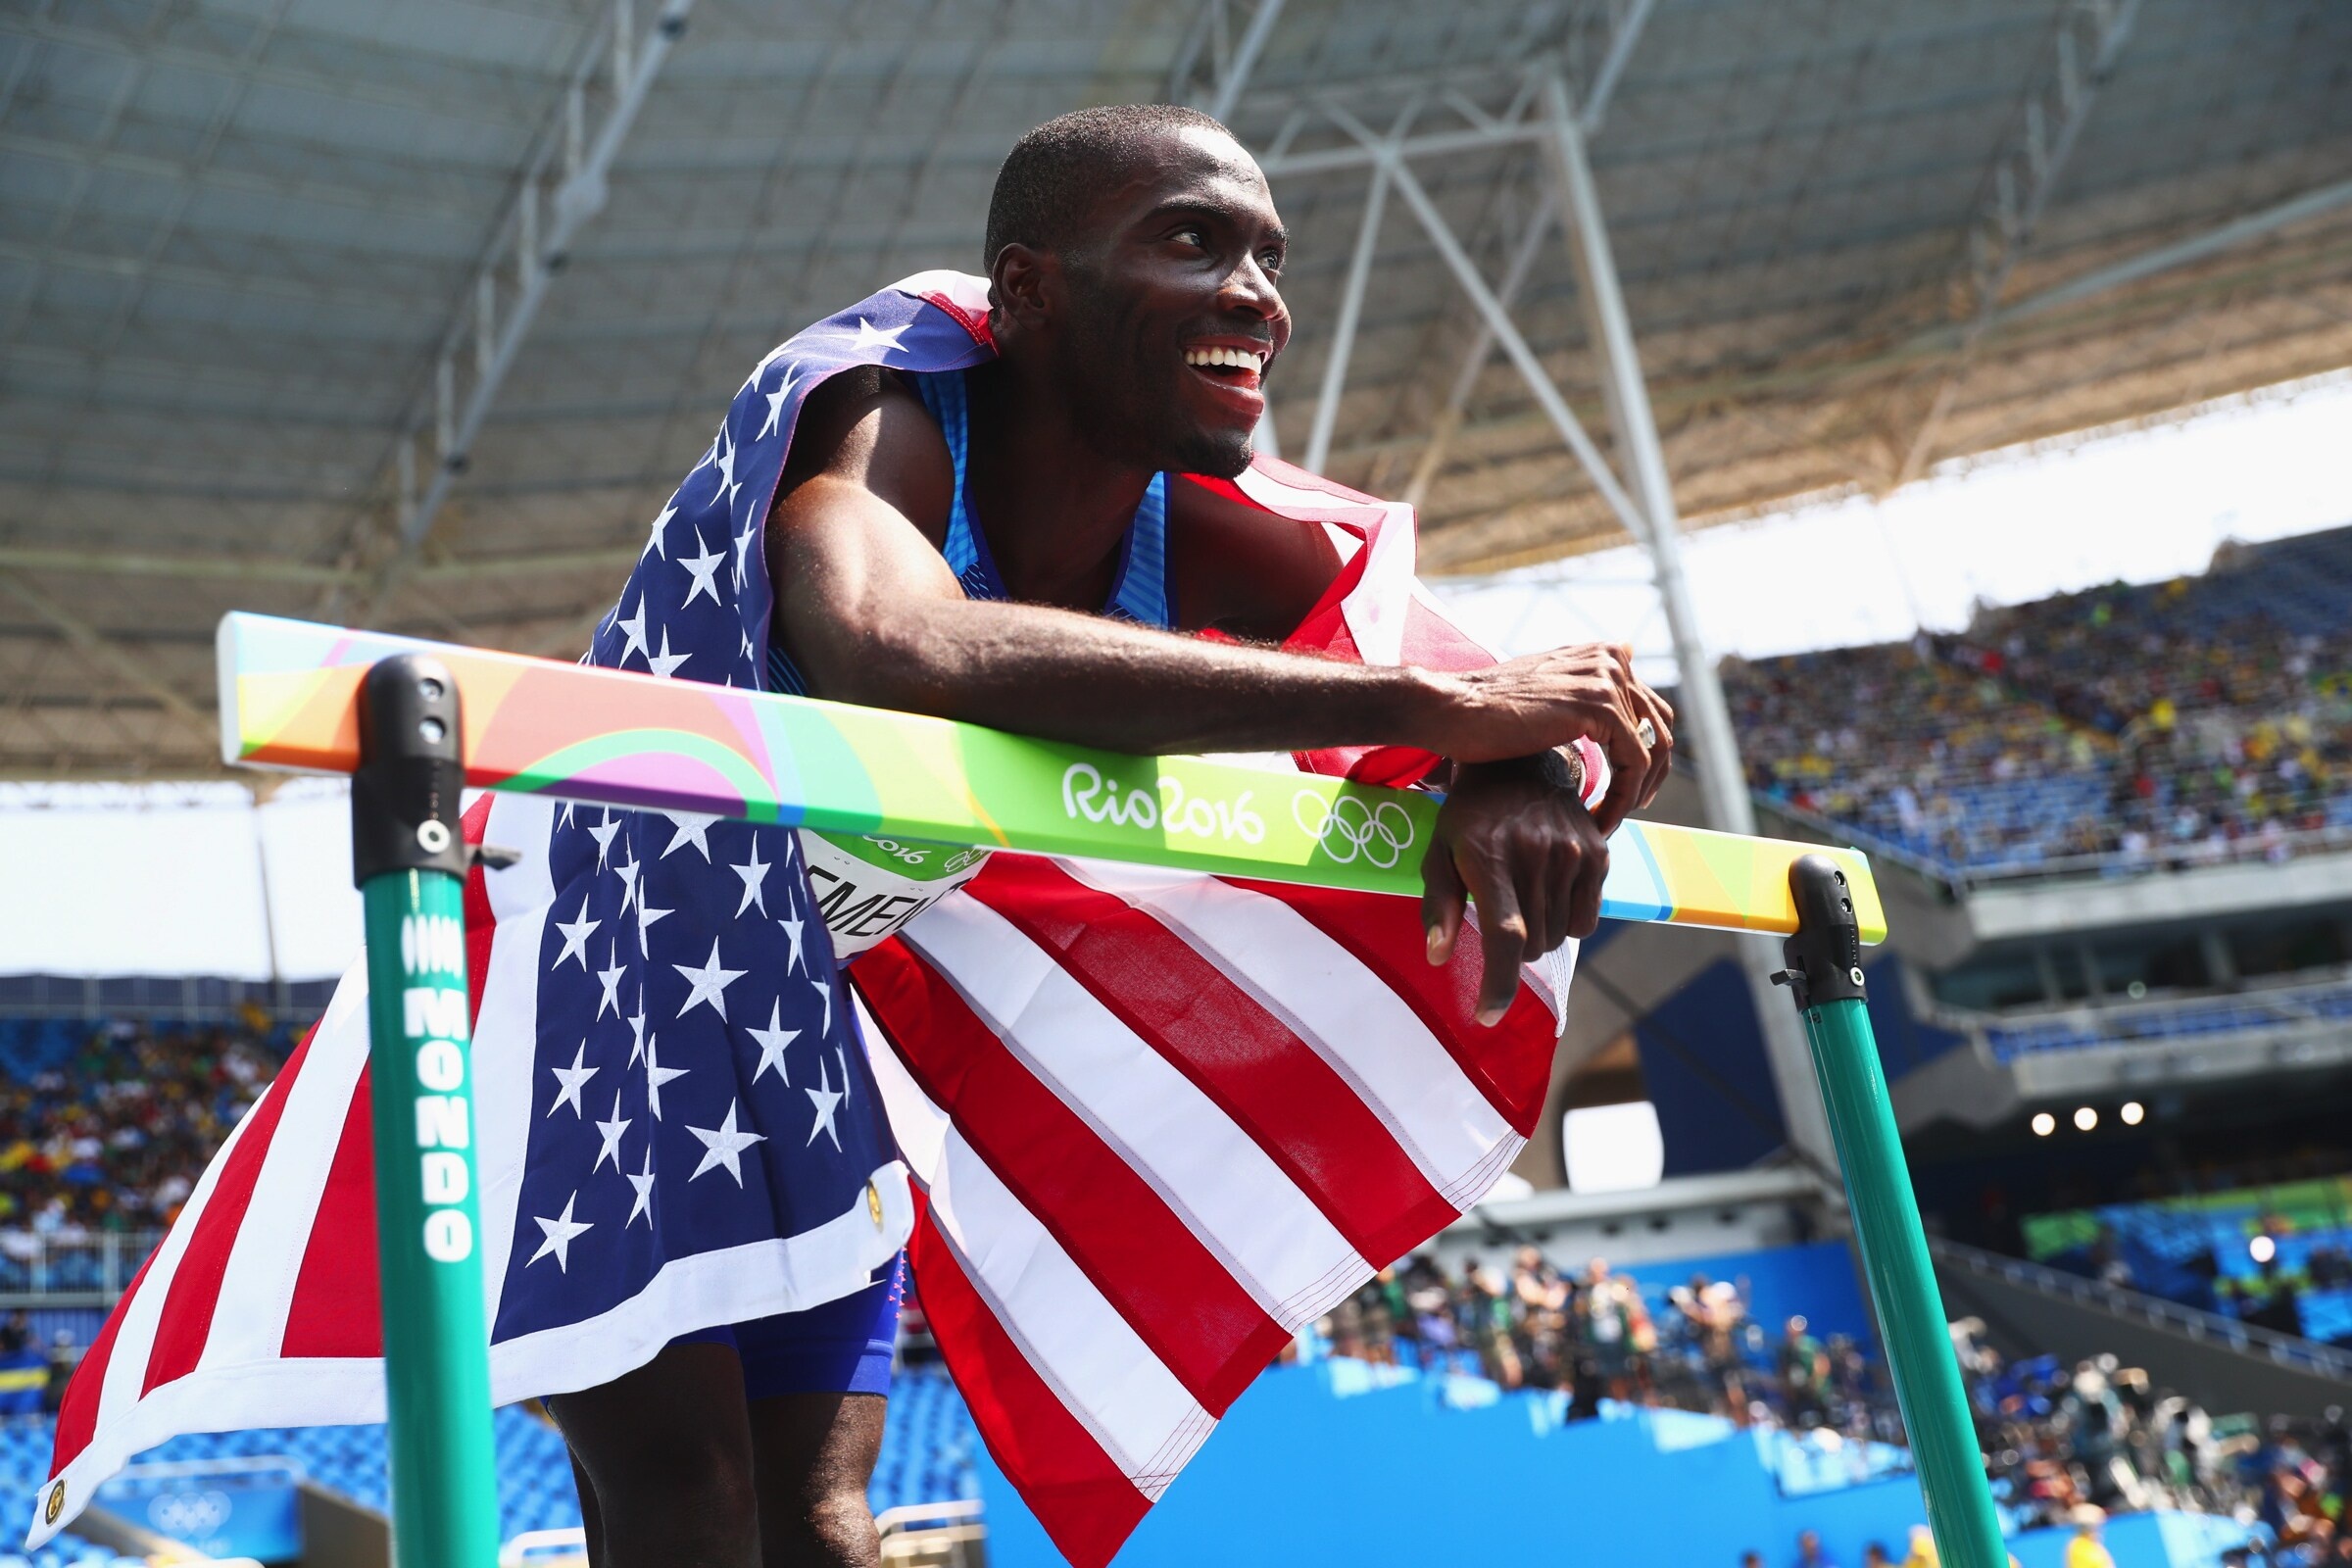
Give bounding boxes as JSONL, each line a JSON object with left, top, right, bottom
{"left": 1422, "top": 644, "right": 1674, "bottom": 832}
{"left": 1421, "top": 754, "right": 1610, "bottom": 1026}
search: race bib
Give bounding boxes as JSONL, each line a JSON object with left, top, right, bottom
{"left": 797, "top": 830, "right": 991, "bottom": 960}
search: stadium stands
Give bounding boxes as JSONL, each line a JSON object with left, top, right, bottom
{"left": 1730, "top": 523, "right": 2352, "bottom": 878}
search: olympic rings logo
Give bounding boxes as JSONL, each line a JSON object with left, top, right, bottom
{"left": 148, "top": 1489, "right": 233, "bottom": 1538}
{"left": 1292, "top": 792, "right": 1416, "bottom": 868}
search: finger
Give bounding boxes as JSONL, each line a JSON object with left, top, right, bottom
{"left": 1466, "top": 851, "right": 1528, "bottom": 1025}
{"left": 1633, "top": 688, "right": 1676, "bottom": 808}
{"left": 1516, "top": 838, "right": 1558, "bottom": 961}
{"left": 1593, "top": 710, "right": 1649, "bottom": 834}
{"left": 1420, "top": 836, "right": 1467, "bottom": 966}
{"left": 1566, "top": 828, "right": 1607, "bottom": 939}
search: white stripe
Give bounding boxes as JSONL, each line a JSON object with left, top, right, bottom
{"left": 903, "top": 898, "right": 1365, "bottom": 1328}
{"left": 194, "top": 989, "right": 372, "bottom": 1375}
{"left": 924, "top": 1125, "right": 1209, "bottom": 1496}
{"left": 472, "top": 899, "right": 549, "bottom": 1330}
{"left": 857, "top": 994, "right": 948, "bottom": 1188}
{"left": 484, "top": 793, "right": 558, "bottom": 920}
{"left": 87, "top": 1071, "right": 274, "bottom": 1440}
{"left": 1054, "top": 861, "right": 1525, "bottom": 1210}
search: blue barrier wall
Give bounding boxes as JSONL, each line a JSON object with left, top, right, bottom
{"left": 1600, "top": 1240, "right": 1874, "bottom": 1348}
{"left": 982, "top": 1362, "right": 1928, "bottom": 1568}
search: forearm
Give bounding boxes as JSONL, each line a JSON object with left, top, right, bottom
{"left": 807, "top": 593, "right": 1451, "bottom": 756}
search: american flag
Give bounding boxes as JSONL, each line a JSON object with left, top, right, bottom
{"left": 34, "top": 272, "right": 1583, "bottom": 1565}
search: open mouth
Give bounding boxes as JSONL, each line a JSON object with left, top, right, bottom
{"left": 1183, "top": 344, "right": 1268, "bottom": 395}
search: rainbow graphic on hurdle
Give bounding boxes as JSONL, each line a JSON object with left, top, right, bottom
{"left": 216, "top": 611, "right": 1885, "bottom": 944}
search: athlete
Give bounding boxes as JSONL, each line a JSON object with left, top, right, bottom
{"left": 549, "top": 103, "right": 1674, "bottom": 1567}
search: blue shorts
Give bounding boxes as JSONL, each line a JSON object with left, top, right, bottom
{"left": 670, "top": 1253, "right": 905, "bottom": 1399}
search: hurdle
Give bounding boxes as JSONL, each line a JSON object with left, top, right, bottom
{"left": 215, "top": 611, "right": 2005, "bottom": 1568}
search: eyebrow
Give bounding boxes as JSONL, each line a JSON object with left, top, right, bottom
{"left": 1145, "top": 197, "right": 1289, "bottom": 252}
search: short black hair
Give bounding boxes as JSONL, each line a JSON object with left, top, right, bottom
{"left": 983, "top": 104, "right": 1235, "bottom": 271}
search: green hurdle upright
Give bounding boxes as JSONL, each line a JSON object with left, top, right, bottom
{"left": 351, "top": 656, "right": 500, "bottom": 1567}
{"left": 1776, "top": 856, "right": 2005, "bottom": 1568}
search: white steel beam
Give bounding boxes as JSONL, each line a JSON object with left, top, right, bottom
{"left": 1996, "top": 176, "right": 2352, "bottom": 329}
{"left": 383, "top": 0, "right": 697, "bottom": 576}
{"left": 1890, "top": 0, "right": 2142, "bottom": 488}
{"left": 1536, "top": 74, "right": 1837, "bottom": 1169}
{"left": 1326, "top": 105, "right": 1649, "bottom": 545}
{"left": 1301, "top": 134, "right": 1401, "bottom": 474}
{"left": 1170, "top": 0, "right": 1288, "bottom": 122}
{"left": 1401, "top": 186, "right": 1556, "bottom": 509}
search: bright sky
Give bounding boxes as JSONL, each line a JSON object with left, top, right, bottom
{"left": 1428, "top": 370, "right": 2352, "bottom": 681}
{"left": 2, "top": 372, "right": 2346, "bottom": 980}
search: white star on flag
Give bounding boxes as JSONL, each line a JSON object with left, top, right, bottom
{"left": 643, "top": 1034, "right": 687, "bottom": 1120}
{"left": 626, "top": 1150, "right": 656, "bottom": 1228}
{"left": 805, "top": 1053, "right": 845, "bottom": 1152}
{"left": 551, "top": 897, "right": 599, "bottom": 971}
{"left": 811, "top": 976, "right": 833, "bottom": 1035}
{"left": 614, "top": 596, "right": 651, "bottom": 667}
{"left": 733, "top": 525, "right": 758, "bottom": 591}
{"left": 613, "top": 848, "right": 639, "bottom": 915}
{"left": 547, "top": 1043, "right": 598, "bottom": 1118}
{"left": 687, "top": 1100, "right": 768, "bottom": 1186}
{"left": 644, "top": 501, "right": 676, "bottom": 561}
{"left": 843, "top": 316, "right": 908, "bottom": 356}
{"left": 647, "top": 628, "right": 692, "bottom": 679}
{"left": 758, "top": 366, "right": 801, "bottom": 438}
{"left": 635, "top": 892, "right": 673, "bottom": 959}
{"left": 713, "top": 431, "right": 740, "bottom": 509}
{"left": 673, "top": 939, "right": 747, "bottom": 1021}
{"left": 626, "top": 1002, "right": 647, "bottom": 1067}
{"left": 595, "top": 947, "right": 626, "bottom": 1021}
{"left": 678, "top": 534, "right": 726, "bottom": 607}
{"left": 660, "top": 811, "right": 716, "bottom": 861}
{"left": 528, "top": 1193, "right": 593, "bottom": 1271}
{"left": 593, "top": 1092, "right": 630, "bottom": 1172}
{"left": 747, "top": 1000, "right": 798, "bottom": 1086}
{"left": 586, "top": 810, "right": 621, "bottom": 870}
{"left": 779, "top": 898, "right": 806, "bottom": 976}
{"left": 729, "top": 841, "right": 770, "bottom": 915}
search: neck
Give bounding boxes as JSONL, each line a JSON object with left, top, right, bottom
{"left": 961, "top": 355, "right": 1153, "bottom": 610}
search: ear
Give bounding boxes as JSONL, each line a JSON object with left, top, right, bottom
{"left": 988, "top": 241, "right": 1061, "bottom": 337}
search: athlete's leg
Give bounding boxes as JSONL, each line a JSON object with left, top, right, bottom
{"left": 567, "top": 1449, "right": 606, "bottom": 1565}
{"left": 547, "top": 1341, "right": 759, "bottom": 1568}
{"left": 748, "top": 1391, "right": 888, "bottom": 1568}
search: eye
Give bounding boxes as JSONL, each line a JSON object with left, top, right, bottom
{"left": 1172, "top": 224, "right": 1209, "bottom": 250}
{"left": 1258, "top": 248, "right": 1285, "bottom": 274}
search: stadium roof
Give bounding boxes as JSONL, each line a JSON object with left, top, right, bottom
{"left": 3, "top": 0, "right": 2350, "bottom": 776}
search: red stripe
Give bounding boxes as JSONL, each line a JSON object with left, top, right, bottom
{"left": 1232, "top": 879, "right": 1556, "bottom": 1138}
{"left": 139, "top": 1027, "right": 318, "bottom": 1395}
{"left": 852, "top": 942, "right": 1288, "bottom": 1413}
{"left": 965, "top": 858, "right": 1454, "bottom": 1267}
{"left": 49, "top": 1247, "right": 163, "bottom": 1473}
{"left": 906, "top": 1196, "right": 1148, "bottom": 1568}
{"left": 279, "top": 1062, "right": 383, "bottom": 1358}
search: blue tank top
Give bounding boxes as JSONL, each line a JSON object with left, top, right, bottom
{"left": 767, "top": 368, "right": 1174, "bottom": 696}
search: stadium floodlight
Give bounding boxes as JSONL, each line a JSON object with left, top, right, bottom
{"left": 2250, "top": 1235, "right": 2278, "bottom": 1265}
{"left": 2120, "top": 1102, "right": 2146, "bottom": 1126}
{"left": 2033, "top": 1112, "right": 2057, "bottom": 1137}
{"left": 2074, "top": 1106, "right": 2098, "bottom": 1132}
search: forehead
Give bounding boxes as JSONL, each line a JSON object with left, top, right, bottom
{"left": 1097, "top": 124, "right": 1280, "bottom": 230}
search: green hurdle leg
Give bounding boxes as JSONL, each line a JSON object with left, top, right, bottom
{"left": 1776, "top": 856, "right": 2004, "bottom": 1568}
{"left": 353, "top": 656, "right": 500, "bottom": 1567}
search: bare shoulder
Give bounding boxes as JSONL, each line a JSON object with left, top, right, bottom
{"left": 771, "top": 365, "right": 954, "bottom": 547}
{"left": 1167, "top": 476, "right": 1346, "bottom": 642}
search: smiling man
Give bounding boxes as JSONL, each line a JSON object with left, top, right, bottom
{"left": 547, "top": 104, "right": 1675, "bottom": 1567}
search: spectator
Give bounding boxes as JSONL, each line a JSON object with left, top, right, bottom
{"left": 1793, "top": 1528, "right": 1838, "bottom": 1568}
{"left": 2063, "top": 1505, "right": 2113, "bottom": 1568}
{"left": 1862, "top": 1544, "right": 1892, "bottom": 1568}
{"left": 1780, "top": 1315, "right": 1830, "bottom": 1428}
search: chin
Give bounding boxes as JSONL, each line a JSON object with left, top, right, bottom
{"left": 1171, "top": 425, "right": 1254, "bottom": 480}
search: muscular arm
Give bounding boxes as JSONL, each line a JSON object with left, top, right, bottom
{"left": 767, "top": 371, "right": 1671, "bottom": 798}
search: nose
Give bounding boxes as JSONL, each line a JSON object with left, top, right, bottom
{"left": 1221, "top": 255, "right": 1288, "bottom": 345}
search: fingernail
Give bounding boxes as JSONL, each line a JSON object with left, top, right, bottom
{"left": 1426, "top": 928, "right": 1447, "bottom": 964}
{"left": 1475, "top": 1005, "right": 1503, "bottom": 1027}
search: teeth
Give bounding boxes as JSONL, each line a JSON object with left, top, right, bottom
{"left": 1185, "top": 347, "right": 1264, "bottom": 370}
